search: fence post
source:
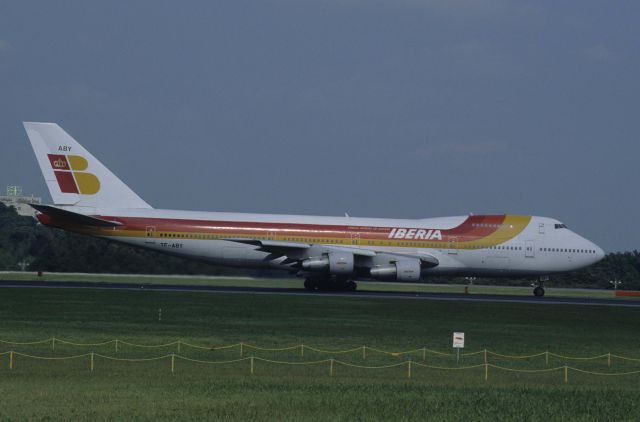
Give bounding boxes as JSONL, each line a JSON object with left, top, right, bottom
{"left": 240, "top": 342, "right": 244, "bottom": 357}
{"left": 329, "top": 359, "right": 334, "bottom": 377}
{"left": 90, "top": 352, "right": 94, "bottom": 371}
{"left": 407, "top": 360, "right": 412, "bottom": 379}
{"left": 362, "top": 346, "right": 366, "bottom": 359}
{"left": 9, "top": 351, "right": 13, "bottom": 370}
{"left": 608, "top": 352, "right": 611, "bottom": 367}
{"left": 52, "top": 337, "right": 55, "bottom": 352}
{"left": 545, "top": 351, "right": 549, "bottom": 365}
{"left": 177, "top": 341, "right": 181, "bottom": 354}
{"left": 301, "top": 344, "right": 304, "bottom": 357}
{"left": 251, "top": 357, "right": 254, "bottom": 374}
{"left": 484, "top": 349, "right": 487, "bottom": 364}
{"left": 422, "top": 347, "right": 426, "bottom": 361}
{"left": 115, "top": 339, "right": 119, "bottom": 353}
{"left": 484, "top": 363, "right": 488, "bottom": 381}
{"left": 171, "top": 354, "right": 175, "bottom": 374}
{"left": 563, "top": 365, "right": 568, "bottom": 383}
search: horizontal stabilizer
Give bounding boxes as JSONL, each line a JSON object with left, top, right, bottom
{"left": 31, "top": 204, "right": 122, "bottom": 227}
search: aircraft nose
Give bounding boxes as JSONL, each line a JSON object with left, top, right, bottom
{"left": 594, "top": 245, "right": 605, "bottom": 261}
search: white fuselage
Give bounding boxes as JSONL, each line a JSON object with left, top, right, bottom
{"left": 50, "top": 207, "right": 605, "bottom": 279}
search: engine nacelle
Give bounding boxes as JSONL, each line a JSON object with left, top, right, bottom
{"left": 370, "top": 259, "right": 421, "bottom": 282}
{"left": 301, "top": 252, "right": 354, "bottom": 275}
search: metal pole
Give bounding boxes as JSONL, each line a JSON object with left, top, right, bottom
{"left": 484, "top": 363, "right": 488, "bottom": 381}
{"left": 362, "top": 345, "right": 366, "bottom": 359}
{"left": 301, "top": 344, "right": 304, "bottom": 357}
{"left": 564, "top": 365, "right": 568, "bottom": 383}
{"left": 171, "top": 354, "right": 175, "bottom": 373}
{"left": 330, "top": 359, "right": 334, "bottom": 376}
{"left": 9, "top": 351, "right": 13, "bottom": 370}
{"left": 240, "top": 342, "right": 244, "bottom": 357}
{"left": 407, "top": 360, "right": 412, "bottom": 379}
{"left": 90, "top": 352, "right": 94, "bottom": 371}
{"left": 251, "top": 357, "right": 254, "bottom": 374}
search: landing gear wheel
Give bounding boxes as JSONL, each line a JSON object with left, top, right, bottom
{"left": 346, "top": 281, "right": 357, "bottom": 291}
{"left": 533, "top": 286, "right": 545, "bottom": 297}
{"left": 304, "top": 279, "right": 318, "bottom": 291}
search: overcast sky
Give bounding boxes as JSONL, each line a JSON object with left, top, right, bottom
{"left": 1, "top": 1, "right": 638, "bottom": 252}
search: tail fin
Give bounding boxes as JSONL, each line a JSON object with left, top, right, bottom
{"left": 23, "top": 122, "right": 152, "bottom": 209}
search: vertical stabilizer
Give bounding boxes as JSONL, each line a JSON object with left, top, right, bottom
{"left": 23, "top": 122, "right": 152, "bottom": 209}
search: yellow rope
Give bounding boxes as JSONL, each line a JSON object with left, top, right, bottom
{"left": 55, "top": 338, "right": 115, "bottom": 347}
{"left": 610, "top": 354, "right": 640, "bottom": 362}
{"left": 4, "top": 351, "right": 640, "bottom": 377}
{"left": 568, "top": 367, "right": 640, "bottom": 376}
{"left": 366, "top": 346, "right": 429, "bottom": 356}
{"left": 94, "top": 353, "right": 171, "bottom": 362}
{"left": 116, "top": 340, "right": 178, "bottom": 348}
{"left": 253, "top": 357, "right": 330, "bottom": 366}
{"left": 12, "top": 352, "right": 90, "bottom": 360}
{"left": 180, "top": 342, "right": 241, "bottom": 351}
{"left": 304, "top": 346, "right": 363, "bottom": 354}
{"left": 175, "top": 355, "right": 250, "bottom": 365}
{"left": 548, "top": 353, "right": 609, "bottom": 361}
{"left": 243, "top": 344, "right": 300, "bottom": 352}
{"left": 487, "top": 351, "right": 547, "bottom": 359}
{"left": 412, "top": 362, "right": 485, "bottom": 370}
{"left": 333, "top": 360, "right": 407, "bottom": 369}
{"left": 2, "top": 337, "right": 639, "bottom": 364}
{"left": 488, "top": 364, "right": 564, "bottom": 373}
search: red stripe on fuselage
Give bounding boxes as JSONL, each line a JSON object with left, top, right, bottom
{"left": 81, "top": 214, "right": 510, "bottom": 242}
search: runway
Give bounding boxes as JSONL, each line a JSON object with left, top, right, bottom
{"left": 1, "top": 279, "right": 639, "bottom": 308}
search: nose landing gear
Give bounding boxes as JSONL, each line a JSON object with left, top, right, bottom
{"left": 533, "top": 276, "right": 548, "bottom": 297}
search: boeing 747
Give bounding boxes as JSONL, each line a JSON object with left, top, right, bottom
{"left": 24, "top": 122, "right": 605, "bottom": 296}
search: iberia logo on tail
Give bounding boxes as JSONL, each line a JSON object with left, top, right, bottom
{"left": 47, "top": 154, "right": 100, "bottom": 195}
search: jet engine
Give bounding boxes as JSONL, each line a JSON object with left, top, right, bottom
{"left": 301, "top": 251, "right": 354, "bottom": 275}
{"left": 369, "top": 259, "right": 421, "bottom": 282}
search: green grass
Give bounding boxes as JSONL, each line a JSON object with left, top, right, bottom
{"left": 0, "top": 271, "right": 626, "bottom": 300}
{"left": 0, "top": 287, "right": 640, "bottom": 420}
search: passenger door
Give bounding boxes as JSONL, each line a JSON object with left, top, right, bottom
{"left": 525, "top": 240, "right": 535, "bottom": 258}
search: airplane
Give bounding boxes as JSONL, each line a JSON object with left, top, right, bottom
{"left": 23, "top": 122, "right": 605, "bottom": 297}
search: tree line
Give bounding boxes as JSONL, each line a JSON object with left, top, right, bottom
{"left": 0, "top": 203, "right": 638, "bottom": 289}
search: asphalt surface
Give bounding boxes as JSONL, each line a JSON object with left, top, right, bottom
{"left": 1, "top": 279, "right": 639, "bottom": 308}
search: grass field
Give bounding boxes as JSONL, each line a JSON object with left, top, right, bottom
{"left": 1, "top": 286, "right": 639, "bottom": 420}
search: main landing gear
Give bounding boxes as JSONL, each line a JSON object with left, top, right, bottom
{"left": 304, "top": 277, "right": 357, "bottom": 292}
{"left": 533, "top": 276, "right": 548, "bottom": 297}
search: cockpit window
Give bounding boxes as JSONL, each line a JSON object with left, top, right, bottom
{"left": 554, "top": 224, "right": 568, "bottom": 229}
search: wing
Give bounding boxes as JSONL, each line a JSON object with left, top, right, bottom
{"left": 223, "top": 238, "right": 439, "bottom": 275}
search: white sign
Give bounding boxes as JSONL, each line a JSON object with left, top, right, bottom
{"left": 453, "top": 332, "right": 465, "bottom": 348}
